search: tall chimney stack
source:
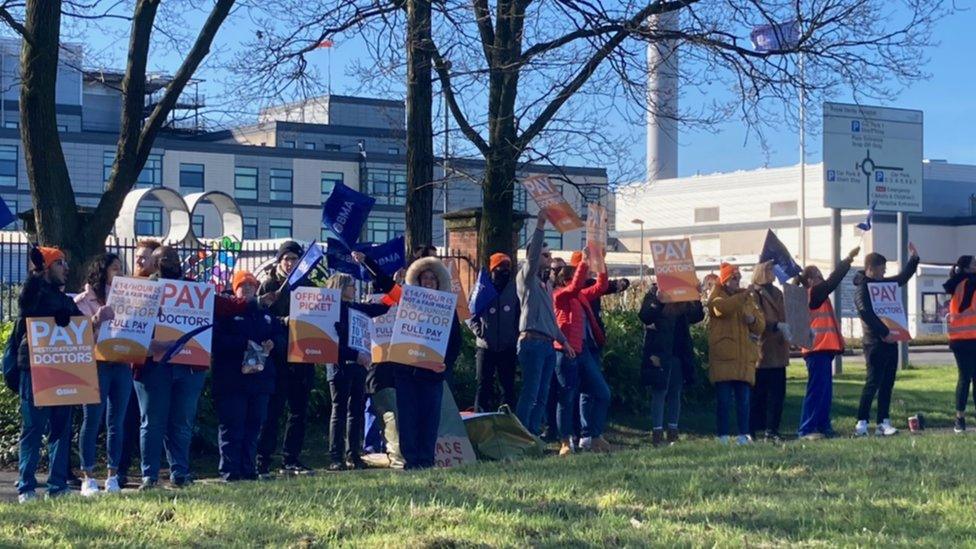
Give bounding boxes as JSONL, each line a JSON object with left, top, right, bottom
{"left": 646, "top": 11, "right": 679, "bottom": 182}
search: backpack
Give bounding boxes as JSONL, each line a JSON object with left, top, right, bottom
{"left": 2, "top": 321, "right": 22, "bottom": 394}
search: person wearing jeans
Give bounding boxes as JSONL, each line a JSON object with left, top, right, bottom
{"left": 515, "top": 217, "right": 573, "bottom": 436}
{"left": 853, "top": 248, "right": 919, "bottom": 437}
{"left": 552, "top": 251, "right": 608, "bottom": 454}
{"left": 15, "top": 247, "right": 85, "bottom": 503}
{"left": 707, "top": 263, "right": 764, "bottom": 445}
{"left": 75, "top": 253, "right": 131, "bottom": 496}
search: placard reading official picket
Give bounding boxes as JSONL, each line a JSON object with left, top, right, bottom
{"left": 348, "top": 308, "right": 372, "bottom": 355}
{"left": 369, "top": 296, "right": 398, "bottom": 364}
{"left": 388, "top": 285, "right": 458, "bottom": 372}
{"left": 650, "top": 239, "right": 700, "bottom": 302}
{"left": 95, "top": 277, "right": 163, "bottom": 364}
{"left": 154, "top": 280, "right": 215, "bottom": 366}
{"left": 868, "top": 282, "right": 911, "bottom": 341}
{"left": 288, "top": 287, "right": 341, "bottom": 363}
{"left": 823, "top": 102, "right": 923, "bottom": 212}
{"left": 522, "top": 175, "right": 583, "bottom": 233}
{"left": 27, "top": 316, "right": 100, "bottom": 406}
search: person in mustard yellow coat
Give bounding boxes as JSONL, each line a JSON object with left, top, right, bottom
{"left": 707, "top": 263, "right": 764, "bottom": 445}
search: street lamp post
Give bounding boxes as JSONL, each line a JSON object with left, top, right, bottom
{"left": 632, "top": 218, "right": 645, "bottom": 286}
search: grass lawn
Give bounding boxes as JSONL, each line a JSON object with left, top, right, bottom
{"left": 2, "top": 363, "right": 973, "bottom": 547}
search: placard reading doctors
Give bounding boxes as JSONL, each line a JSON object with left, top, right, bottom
{"left": 27, "top": 316, "right": 100, "bottom": 406}
{"left": 95, "top": 276, "right": 163, "bottom": 363}
{"left": 153, "top": 280, "right": 215, "bottom": 366}
{"left": 388, "top": 286, "right": 458, "bottom": 372}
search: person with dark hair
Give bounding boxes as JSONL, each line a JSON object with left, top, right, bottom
{"left": 467, "top": 252, "right": 520, "bottom": 413}
{"left": 74, "top": 253, "right": 131, "bottom": 495}
{"left": 944, "top": 254, "right": 976, "bottom": 433}
{"left": 795, "top": 247, "right": 859, "bottom": 439}
{"left": 707, "top": 263, "right": 764, "bottom": 445}
{"left": 256, "top": 240, "right": 317, "bottom": 476}
{"left": 853, "top": 245, "right": 919, "bottom": 437}
{"left": 394, "top": 256, "right": 462, "bottom": 469}
{"left": 15, "top": 247, "right": 87, "bottom": 503}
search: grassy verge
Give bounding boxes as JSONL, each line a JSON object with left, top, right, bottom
{"left": 0, "top": 363, "right": 971, "bottom": 546}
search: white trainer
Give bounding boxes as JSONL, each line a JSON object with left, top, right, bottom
{"left": 736, "top": 434, "right": 753, "bottom": 446}
{"left": 853, "top": 420, "right": 869, "bottom": 437}
{"left": 104, "top": 476, "right": 122, "bottom": 494}
{"left": 80, "top": 478, "right": 100, "bottom": 497}
{"left": 578, "top": 437, "right": 593, "bottom": 451}
{"left": 876, "top": 420, "right": 898, "bottom": 436}
{"left": 17, "top": 491, "right": 37, "bottom": 504}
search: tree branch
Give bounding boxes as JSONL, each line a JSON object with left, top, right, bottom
{"left": 431, "top": 43, "right": 490, "bottom": 155}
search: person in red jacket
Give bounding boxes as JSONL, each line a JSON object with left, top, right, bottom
{"left": 552, "top": 249, "right": 610, "bottom": 455}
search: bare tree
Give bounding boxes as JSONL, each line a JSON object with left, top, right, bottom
{"left": 405, "top": 0, "right": 434, "bottom": 253}
{"left": 1, "top": 0, "right": 235, "bottom": 288}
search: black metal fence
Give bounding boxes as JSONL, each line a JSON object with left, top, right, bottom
{"left": 0, "top": 231, "right": 477, "bottom": 322}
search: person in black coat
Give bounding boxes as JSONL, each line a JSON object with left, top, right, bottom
{"left": 639, "top": 284, "right": 704, "bottom": 446}
{"left": 325, "top": 252, "right": 398, "bottom": 471}
{"left": 211, "top": 271, "right": 280, "bottom": 481}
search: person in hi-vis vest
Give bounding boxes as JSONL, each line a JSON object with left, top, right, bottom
{"left": 944, "top": 255, "right": 976, "bottom": 433}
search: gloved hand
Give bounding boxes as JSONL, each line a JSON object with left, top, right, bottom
{"left": 776, "top": 322, "right": 792, "bottom": 344}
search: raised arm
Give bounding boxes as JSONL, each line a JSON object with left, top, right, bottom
{"left": 892, "top": 254, "right": 920, "bottom": 287}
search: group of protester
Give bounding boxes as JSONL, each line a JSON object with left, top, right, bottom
{"left": 10, "top": 215, "right": 976, "bottom": 504}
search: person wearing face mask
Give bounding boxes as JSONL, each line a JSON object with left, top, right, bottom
{"left": 852, "top": 245, "right": 919, "bottom": 437}
{"left": 748, "top": 261, "right": 791, "bottom": 443}
{"left": 393, "top": 256, "right": 462, "bottom": 469}
{"left": 943, "top": 255, "right": 976, "bottom": 433}
{"left": 15, "top": 247, "right": 87, "bottom": 503}
{"left": 466, "top": 253, "right": 520, "bottom": 413}
{"left": 707, "top": 263, "right": 764, "bottom": 445}
{"left": 795, "top": 247, "right": 859, "bottom": 440}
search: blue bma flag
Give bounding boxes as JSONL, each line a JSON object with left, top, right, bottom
{"left": 759, "top": 229, "right": 802, "bottom": 284}
{"left": 287, "top": 241, "right": 325, "bottom": 290}
{"left": 362, "top": 236, "right": 405, "bottom": 277}
{"left": 322, "top": 182, "right": 375, "bottom": 248}
{"left": 0, "top": 196, "right": 15, "bottom": 229}
{"left": 326, "top": 238, "right": 372, "bottom": 280}
{"left": 856, "top": 202, "right": 876, "bottom": 232}
{"left": 750, "top": 21, "right": 800, "bottom": 52}
{"left": 468, "top": 267, "right": 499, "bottom": 318}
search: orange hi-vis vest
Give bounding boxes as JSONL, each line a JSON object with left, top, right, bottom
{"left": 802, "top": 288, "right": 844, "bottom": 355}
{"left": 948, "top": 280, "right": 976, "bottom": 341}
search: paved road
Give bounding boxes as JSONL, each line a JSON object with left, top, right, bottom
{"left": 840, "top": 345, "right": 953, "bottom": 367}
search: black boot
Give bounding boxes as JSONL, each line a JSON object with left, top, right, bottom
{"left": 666, "top": 428, "right": 679, "bottom": 444}
{"left": 652, "top": 429, "right": 665, "bottom": 448}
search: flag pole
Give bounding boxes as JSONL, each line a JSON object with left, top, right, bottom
{"left": 798, "top": 51, "right": 807, "bottom": 266}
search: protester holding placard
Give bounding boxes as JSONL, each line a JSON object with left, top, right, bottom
{"left": 748, "top": 261, "right": 791, "bottom": 443}
{"left": 325, "top": 252, "right": 399, "bottom": 471}
{"left": 211, "top": 271, "right": 279, "bottom": 482}
{"left": 14, "top": 247, "right": 86, "bottom": 503}
{"left": 391, "top": 256, "right": 462, "bottom": 469}
{"left": 466, "top": 253, "right": 520, "bottom": 413}
{"left": 944, "top": 255, "right": 976, "bottom": 433}
{"left": 707, "top": 263, "right": 764, "bottom": 445}
{"left": 795, "top": 246, "right": 858, "bottom": 440}
{"left": 257, "top": 240, "right": 318, "bottom": 477}
{"left": 552, "top": 249, "right": 610, "bottom": 455}
{"left": 852, "top": 247, "right": 919, "bottom": 437}
{"left": 74, "top": 253, "right": 133, "bottom": 496}
{"left": 639, "top": 283, "right": 704, "bottom": 447}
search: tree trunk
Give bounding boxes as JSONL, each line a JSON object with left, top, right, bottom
{"left": 404, "top": 0, "right": 434, "bottom": 255}
{"left": 479, "top": 152, "right": 517, "bottom": 266}
{"left": 20, "top": 0, "right": 93, "bottom": 289}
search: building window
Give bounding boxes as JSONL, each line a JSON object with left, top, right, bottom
{"left": 3, "top": 121, "right": 17, "bottom": 130}
{"left": 366, "top": 168, "right": 407, "bottom": 206}
{"left": 321, "top": 171, "right": 344, "bottom": 202}
{"left": 387, "top": 147, "right": 399, "bottom": 154}
{"left": 179, "top": 163, "right": 205, "bottom": 191}
{"left": 581, "top": 185, "right": 601, "bottom": 203}
{"left": 544, "top": 229, "right": 562, "bottom": 250}
{"left": 243, "top": 217, "right": 258, "bottom": 240}
{"left": 269, "top": 218, "right": 292, "bottom": 239}
{"left": 192, "top": 215, "right": 205, "bottom": 238}
{"left": 135, "top": 207, "right": 163, "bottom": 236}
{"left": 514, "top": 184, "right": 528, "bottom": 211}
{"left": 57, "top": 124, "right": 68, "bottom": 132}
{"left": 234, "top": 167, "right": 258, "bottom": 200}
{"left": 324, "top": 144, "right": 341, "bottom": 152}
{"left": 366, "top": 217, "right": 405, "bottom": 243}
{"left": 0, "top": 145, "right": 17, "bottom": 187}
{"left": 270, "top": 168, "right": 293, "bottom": 201}
{"left": 102, "top": 151, "right": 115, "bottom": 184}
{"left": 3, "top": 196, "right": 16, "bottom": 228}
{"left": 138, "top": 154, "right": 162, "bottom": 188}
{"left": 281, "top": 141, "right": 296, "bottom": 149}
{"left": 921, "top": 292, "right": 951, "bottom": 324}
{"left": 770, "top": 200, "right": 798, "bottom": 218}
{"left": 694, "top": 206, "right": 720, "bottom": 223}
{"left": 304, "top": 142, "right": 316, "bottom": 150}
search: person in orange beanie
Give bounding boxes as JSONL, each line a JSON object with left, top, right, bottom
{"left": 231, "top": 270, "right": 259, "bottom": 294}
{"left": 467, "top": 252, "right": 520, "bottom": 413}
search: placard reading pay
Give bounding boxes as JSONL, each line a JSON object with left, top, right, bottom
{"left": 27, "top": 316, "right": 100, "bottom": 406}
{"left": 868, "top": 282, "right": 911, "bottom": 341}
{"left": 650, "top": 238, "right": 700, "bottom": 302}
{"left": 154, "top": 280, "right": 215, "bottom": 366}
{"left": 288, "top": 287, "right": 341, "bottom": 363}
{"left": 388, "top": 285, "right": 458, "bottom": 372}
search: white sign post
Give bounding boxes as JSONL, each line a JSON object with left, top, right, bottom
{"left": 823, "top": 102, "right": 923, "bottom": 212}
